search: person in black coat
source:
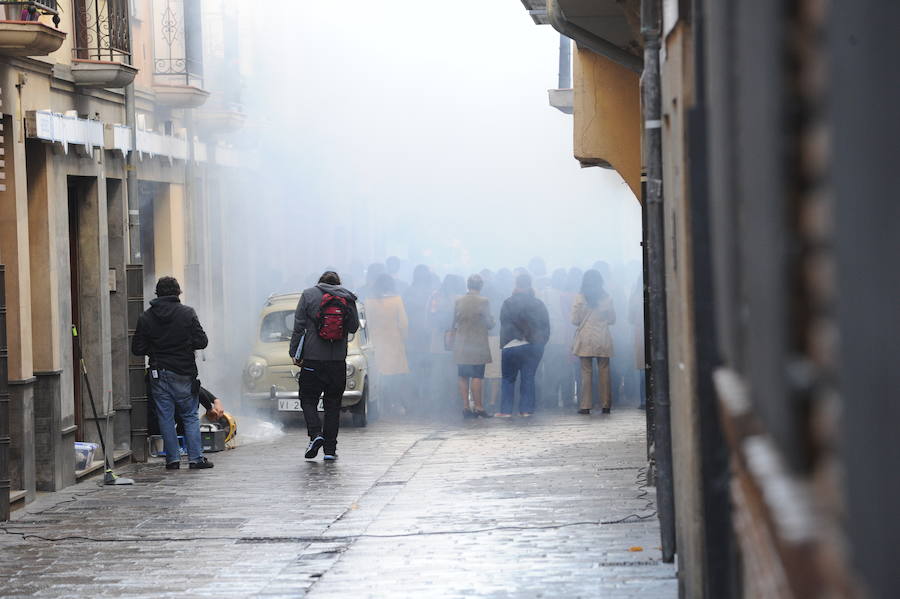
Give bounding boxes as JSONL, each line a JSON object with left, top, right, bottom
{"left": 132, "top": 276, "right": 212, "bottom": 470}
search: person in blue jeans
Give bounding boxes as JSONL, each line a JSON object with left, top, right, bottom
{"left": 497, "top": 273, "right": 550, "bottom": 417}
{"left": 132, "top": 276, "right": 213, "bottom": 470}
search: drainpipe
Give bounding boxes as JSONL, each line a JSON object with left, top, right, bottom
{"left": 641, "top": 0, "right": 676, "bottom": 563}
{"left": 121, "top": 0, "right": 140, "bottom": 264}
{"left": 184, "top": 108, "right": 201, "bottom": 311}
{"left": 124, "top": 4, "right": 139, "bottom": 264}
{"left": 0, "top": 265, "right": 9, "bottom": 522}
{"left": 548, "top": 0, "right": 643, "bottom": 73}
{"left": 125, "top": 82, "right": 140, "bottom": 263}
{"left": 558, "top": 34, "right": 572, "bottom": 89}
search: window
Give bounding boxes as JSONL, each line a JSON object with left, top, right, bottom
{"left": 73, "top": 0, "right": 131, "bottom": 62}
{"left": 260, "top": 311, "right": 293, "bottom": 343}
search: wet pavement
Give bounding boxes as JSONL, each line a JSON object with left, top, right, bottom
{"left": 0, "top": 409, "right": 676, "bottom": 598}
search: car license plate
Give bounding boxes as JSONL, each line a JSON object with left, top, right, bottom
{"left": 278, "top": 399, "right": 302, "bottom": 411}
{"left": 276, "top": 399, "right": 324, "bottom": 411}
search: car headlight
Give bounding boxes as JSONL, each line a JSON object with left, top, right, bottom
{"left": 346, "top": 363, "right": 356, "bottom": 378}
{"left": 347, "top": 378, "right": 357, "bottom": 390}
{"left": 247, "top": 360, "right": 266, "bottom": 380}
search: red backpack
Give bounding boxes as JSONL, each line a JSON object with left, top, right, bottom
{"left": 317, "top": 293, "right": 348, "bottom": 341}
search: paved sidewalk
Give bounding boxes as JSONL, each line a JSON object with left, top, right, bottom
{"left": 0, "top": 409, "right": 676, "bottom": 598}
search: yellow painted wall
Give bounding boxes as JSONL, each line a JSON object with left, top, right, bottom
{"left": 573, "top": 47, "right": 642, "bottom": 200}
{"left": 42, "top": 0, "right": 74, "bottom": 67}
{"left": 0, "top": 115, "right": 33, "bottom": 380}
{"left": 131, "top": 0, "right": 155, "bottom": 89}
{"left": 25, "top": 141, "right": 61, "bottom": 373}
{"left": 154, "top": 183, "right": 187, "bottom": 286}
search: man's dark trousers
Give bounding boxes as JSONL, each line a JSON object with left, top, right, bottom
{"left": 298, "top": 360, "right": 346, "bottom": 453}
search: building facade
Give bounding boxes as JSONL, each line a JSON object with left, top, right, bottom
{"left": 0, "top": 0, "right": 248, "bottom": 519}
{"left": 518, "top": 1, "right": 900, "bottom": 597}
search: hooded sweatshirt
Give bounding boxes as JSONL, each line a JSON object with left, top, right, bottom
{"left": 131, "top": 296, "right": 208, "bottom": 377}
{"left": 289, "top": 283, "right": 361, "bottom": 362}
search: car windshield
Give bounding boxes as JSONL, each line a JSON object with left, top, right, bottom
{"left": 258, "top": 304, "right": 362, "bottom": 346}
{"left": 260, "top": 311, "right": 293, "bottom": 343}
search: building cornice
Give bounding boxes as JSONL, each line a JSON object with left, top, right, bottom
{"left": 3, "top": 55, "right": 53, "bottom": 77}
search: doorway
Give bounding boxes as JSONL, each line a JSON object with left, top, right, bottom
{"left": 67, "top": 181, "right": 83, "bottom": 442}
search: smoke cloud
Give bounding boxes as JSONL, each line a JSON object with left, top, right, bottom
{"left": 203, "top": 1, "right": 643, "bottom": 411}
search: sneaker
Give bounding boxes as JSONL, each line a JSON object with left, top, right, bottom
{"left": 165, "top": 461, "right": 180, "bottom": 470}
{"left": 474, "top": 410, "right": 493, "bottom": 418}
{"left": 578, "top": 409, "right": 591, "bottom": 415}
{"left": 305, "top": 435, "right": 325, "bottom": 459}
{"left": 463, "top": 409, "right": 476, "bottom": 419}
{"left": 601, "top": 408, "right": 611, "bottom": 414}
{"left": 188, "top": 457, "right": 214, "bottom": 469}
{"left": 323, "top": 453, "right": 338, "bottom": 461}
{"left": 519, "top": 412, "right": 533, "bottom": 418}
{"left": 495, "top": 412, "right": 513, "bottom": 418}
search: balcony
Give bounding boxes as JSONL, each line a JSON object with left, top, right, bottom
{"left": 0, "top": 1, "right": 64, "bottom": 57}
{"left": 0, "top": 0, "right": 57, "bottom": 19}
{"left": 71, "top": 58, "right": 136, "bottom": 88}
{"left": 548, "top": 89, "right": 573, "bottom": 115}
{"left": 151, "top": 0, "right": 208, "bottom": 108}
{"left": 196, "top": 102, "right": 246, "bottom": 136}
{"left": 153, "top": 83, "right": 209, "bottom": 109}
{"left": 70, "top": 0, "right": 135, "bottom": 88}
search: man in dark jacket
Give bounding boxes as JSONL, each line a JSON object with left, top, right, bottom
{"left": 289, "top": 271, "right": 360, "bottom": 461}
{"left": 132, "top": 276, "right": 212, "bottom": 470}
{"left": 497, "top": 273, "right": 551, "bottom": 417}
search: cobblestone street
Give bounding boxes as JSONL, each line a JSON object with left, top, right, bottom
{"left": 0, "top": 410, "right": 676, "bottom": 598}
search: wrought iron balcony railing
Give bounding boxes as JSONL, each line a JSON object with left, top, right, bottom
{"left": 0, "top": 0, "right": 59, "bottom": 19}
{"left": 73, "top": 0, "right": 131, "bottom": 62}
{"left": 152, "top": 0, "right": 203, "bottom": 87}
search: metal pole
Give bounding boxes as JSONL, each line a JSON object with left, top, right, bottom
{"left": 125, "top": 82, "right": 140, "bottom": 263}
{"left": 184, "top": 108, "right": 199, "bottom": 302}
{"left": 641, "top": 0, "right": 676, "bottom": 563}
{"left": 641, "top": 182, "right": 654, "bottom": 464}
{"left": 185, "top": 109, "right": 194, "bottom": 260}
{"left": 558, "top": 34, "right": 572, "bottom": 89}
{"left": 124, "top": 0, "right": 139, "bottom": 263}
{"left": 0, "top": 265, "right": 9, "bottom": 521}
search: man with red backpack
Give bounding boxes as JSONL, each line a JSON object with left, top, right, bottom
{"left": 288, "top": 271, "right": 360, "bottom": 461}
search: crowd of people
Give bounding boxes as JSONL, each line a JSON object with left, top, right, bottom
{"left": 132, "top": 256, "right": 648, "bottom": 468}
{"left": 352, "top": 257, "right": 647, "bottom": 419}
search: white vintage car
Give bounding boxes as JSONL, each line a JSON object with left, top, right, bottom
{"left": 241, "top": 292, "right": 375, "bottom": 427}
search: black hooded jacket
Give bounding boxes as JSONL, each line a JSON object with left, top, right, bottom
{"left": 131, "top": 296, "right": 208, "bottom": 377}
{"left": 289, "top": 283, "right": 360, "bottom": 362}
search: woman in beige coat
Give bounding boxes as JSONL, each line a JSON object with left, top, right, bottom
{"left": 366, "top": 274, "right": 410, "bottom": 412}
{"left": 571, "top": 270, "right": 615, "bottom": 414}
{"left": 452, "top": 274, "right": 495, "bottom": 418}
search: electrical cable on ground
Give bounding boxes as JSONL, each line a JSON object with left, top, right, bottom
{"left": 0, "top": 517, "right": 657, "bottom": 544}
{"left": 0, "top": 468, "right": 657, "bottom": 544}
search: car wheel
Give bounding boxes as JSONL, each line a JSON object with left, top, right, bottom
{"left": 351, "top": 383, "right": 368, "bottom": 428}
